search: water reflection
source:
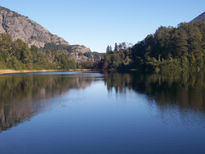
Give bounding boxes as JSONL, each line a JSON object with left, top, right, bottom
{"left": 1, "top": 72, "right": 205, "bottom": 153}
{"left": 1, "top": 71, "right": 205, "bottom": 133}
{"left": 104, "top": 72, "right": 205, "bottom": 113}
{"left": 0, "top": 73, "right": 99, "bottom": 132}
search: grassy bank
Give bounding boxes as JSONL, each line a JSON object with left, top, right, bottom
{"left": 0, "top": 69, "right": 94, "bottom": 75}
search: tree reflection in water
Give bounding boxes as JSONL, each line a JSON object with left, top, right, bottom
{"left": 0, "top": 73, "right": 96, "bottom": 132}
{"left": 104, "top": 72, "right": 205, "bottom": 113}
{"left": 1, "top": 72, "right": 205, "bottom": 133}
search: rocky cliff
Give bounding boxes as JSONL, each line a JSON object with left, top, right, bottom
{"left": 0, "top": 6, "right": 102, "bottom": 62}
{"left": 0, "top": 6, "right": 69, "bottom": 48}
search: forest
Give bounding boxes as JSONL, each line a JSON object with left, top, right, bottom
{"left": 100, "top": 21, "right": 205, "bottom": 75}
{"left": 1, "top": 21, "right": 205, "bottom": 73}
{"left": 0, "top": 34, "right": 77, "bottom": 70}
{"left": 104, "top": 72, "right": 205, "bottom": 113}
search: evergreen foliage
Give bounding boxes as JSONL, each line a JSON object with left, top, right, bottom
{"left": 101, "top": 21, "right": 205, "bottom": 74}
{"left": 0, "top": 34, "right": 77, "bottom": 70}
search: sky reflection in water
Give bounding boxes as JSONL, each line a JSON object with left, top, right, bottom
{"left": 0, "top": 72, "right": 205, "bottom": 154}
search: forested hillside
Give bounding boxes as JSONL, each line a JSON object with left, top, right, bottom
{"left": 0, "top": 6, "right": 102, "bottom": 64}
{"left": 0, "top": 34, "right": 77, "bottom": 70}
{"left": 100, "top": 21, "right": 205, "bottom": 74}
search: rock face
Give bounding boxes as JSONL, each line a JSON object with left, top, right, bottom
{"left": 68, "top": 45, "right": 94, "bottom": 62}
{"left": 192, "top": 12, "right": 205, "bottom": 22}
{"left": 68, "top": 45, "right": 91, "bottom": 54}
{"left": 67, "top": 45, "right": 102, "bottom": 62}
{"left": 0, "top": 6, "right": 69, "bottom": 48}
{"left": 0, "top": 6, "right": 102, "bottom": 62}
{"left": 44, "top": 43, "right": 102, "bottom": 62}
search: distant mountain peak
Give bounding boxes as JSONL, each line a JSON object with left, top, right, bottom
{"left": 192, "top": 12, "right": 205, "bottom": 22}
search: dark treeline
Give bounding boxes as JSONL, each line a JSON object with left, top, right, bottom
{"left": 0, "top": 34, "right": 79, "bottom": 70}
{"left": 100, "top": 21, "right": 205, "bottom": 75}
{"left": 2, "top": 21, "right": 205, "bottom": 72}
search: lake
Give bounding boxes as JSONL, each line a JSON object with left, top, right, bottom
{"left": 0, "top": 71, "right": 205, "bottom": 154}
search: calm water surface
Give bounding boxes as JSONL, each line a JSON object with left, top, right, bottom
{"left": 0, "top": 72, "right": 205, "bottom": 154}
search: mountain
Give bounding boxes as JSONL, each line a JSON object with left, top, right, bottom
{"left": 192, "top": 12, "right": 205, "bottom": 22}
{"left": 43, "top": 43, "right": 102, "bottom": 62}
{"left": 0, "top": 6, "right": 101, "bottom": 62}
{"left": 0, "top": 6, "right": 69, "bottom": 48}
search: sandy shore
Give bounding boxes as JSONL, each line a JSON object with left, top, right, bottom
{"left": 0, "top": 69, "right": 93, "bottom": 75}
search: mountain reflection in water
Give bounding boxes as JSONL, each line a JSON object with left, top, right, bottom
{"left": 0, "top": 72, "right": 101, "bottom": 132}
{"left": 0, "top": 72, "right": 205, "bottom": 133}
{"left": 1, "top": 72, "right": 205, "bottom": 153}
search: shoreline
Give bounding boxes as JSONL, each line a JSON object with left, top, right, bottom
{"left": 0, "top": 69, "right": 94, "bottom": 75}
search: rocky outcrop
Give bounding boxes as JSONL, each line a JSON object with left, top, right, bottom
{"left": 44, "top": 43, "right": 102, "bottom": 62}
{"left": 0, "top": 6, "right": 102, "bottom": 62}
{"left": 67, "top": 45, "right": 91, "bottom": 54}
{"left": 0, "top": 6, "right": 69, "bottom": 48}
{"left": 68, "top": 45, "right": 95, "bottom": 62}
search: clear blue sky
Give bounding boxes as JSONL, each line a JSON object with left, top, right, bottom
{"left": 1, "top": 0, "right": 205, "bottom": 52}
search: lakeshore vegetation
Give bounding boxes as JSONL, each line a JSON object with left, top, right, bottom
{"left": 0, "top": 33, "right": 78, "bottom": 70}
{"left": 1, "top": 21, "right": 205, "bottom": 74}
{"left": 100, "top": 21, "right": 205, "bottom": 75}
